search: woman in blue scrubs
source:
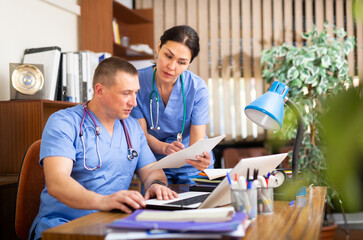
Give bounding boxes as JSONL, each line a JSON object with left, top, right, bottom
{"left": 131, "top": 25, "right": 214, "bottom": 185}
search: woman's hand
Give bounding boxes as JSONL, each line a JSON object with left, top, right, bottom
{"left": 164, "top": 141, "right": 185, "bottom": 155}
{"left": 185, "top": 151, "right": 211, "bottom": 171}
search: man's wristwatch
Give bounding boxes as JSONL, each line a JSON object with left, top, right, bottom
{"left": 151, "top": 180, "right": 167, "bottom": 186}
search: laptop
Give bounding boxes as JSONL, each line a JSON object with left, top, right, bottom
{"left": 145, "top": 153, "right": 288, "bottom": 210}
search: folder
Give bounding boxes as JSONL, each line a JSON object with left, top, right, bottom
{"left": 108, "top": 209, "right": 247, "bottom": 233}
{"left": 23, "top": 46, "right": 61, "bottom": 100}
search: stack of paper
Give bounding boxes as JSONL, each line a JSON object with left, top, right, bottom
{"left": 106, "top": 207, "right": 249, "bottom": 239}
{"left": 149, "top": 135, "right": 225, "bottom": 170}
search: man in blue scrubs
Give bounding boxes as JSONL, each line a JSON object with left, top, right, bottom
{"left": 29, "top": 57, "right": 177, "bottom": 240}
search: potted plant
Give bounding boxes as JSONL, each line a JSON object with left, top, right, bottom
{"left": 260, "top": 22, "right": 355, "bottom": 239}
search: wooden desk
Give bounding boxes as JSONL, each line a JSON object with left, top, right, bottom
{"left": 42, "top": 186, "right": 326, "bottom": 240}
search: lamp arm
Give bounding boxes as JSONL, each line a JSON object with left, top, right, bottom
{"left": 285, "top": 99, "right": 304, "bottom": 181}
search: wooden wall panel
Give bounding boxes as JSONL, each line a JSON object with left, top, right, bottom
{"left": 325, "top": 0, "right": 334, "bottom": 35}
{"left": 209, "top": 0, "right": 220, "bottom": 137}
{"left": 197, "top": 0, "right": 209, "bottom": 82}
{"left": 252, "top": 0, "right": 264, "bottom": 138}
{"left": 176, "top": 0, "right": 186, "bottom": 25}
{"left": 153, "top": 0, "right": 164, "bottom": 51}
{"left": 262, "top": 0, "right": 273, "bottom": 94}
{"left": 220, "top": 0, "right": 231, "bottom": 140}
{"left": 284, "top": 0, "right": 293, "bottom": 44}
{"left": 295, "top": 0, "right": 303, "bottom": 47}
{"left": 273, "top": 0, "right": 283, "bottom": 46}
{"left": 315, "top": 0, "right": 324, "bottom": 31}
{"left": 231, "top": 0, "right": 242, "bottom": 141}
{"left": 346, "top": 0, "right": 355, "bottom": 76}
{"left": 164, "top": 0, "right": 175, "bottom": 30}
{"left": 336, "top": 0, "right": 345, "bottom": 30}
{"left": 242, "top": 0, "right": 253, "bottom": 140}
{"left": 187, "top": 0, "right": 198, "bottom": 74}
{"left": 305, "top": 0, "right": 313, "bottom": 32}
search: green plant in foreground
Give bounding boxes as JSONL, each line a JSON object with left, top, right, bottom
{"left": 261, "top": 22, "right": 355, "bottom": 208}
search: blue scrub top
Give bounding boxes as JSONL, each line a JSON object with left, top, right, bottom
{"left": 29, "top": 105, "right": 155, "bottom": 240}
{"left": 131, "top": 66, "right": 214, "bottom": 175}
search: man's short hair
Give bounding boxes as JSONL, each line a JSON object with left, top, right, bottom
{"left": 93, "top": 56, "right": 138, "bottom": 89}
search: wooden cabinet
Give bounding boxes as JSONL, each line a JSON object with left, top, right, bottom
{"left": 0, "top": 100, "right": 77, "bottom": 174}
{"left": 81, "top": 0, "right": 154, "bottom": 61}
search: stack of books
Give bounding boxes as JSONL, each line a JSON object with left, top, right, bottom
{"left": 189, "top": 168, "right": 232, "bottom": 192}
{"left": 105, "top": 207, "right": 250, "bottom": 239}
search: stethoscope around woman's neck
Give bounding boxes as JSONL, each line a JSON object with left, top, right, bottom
{"left": 149, "top": 68, "right": 186, "bottom": 142}
{"left": 80, "top": 101, "right": 138, "bottom": 171}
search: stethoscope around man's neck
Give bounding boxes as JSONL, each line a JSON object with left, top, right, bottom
{"left": 149, "top": 68, "right": 186, "bottom": 142}
{"left": 80, "top": 101, "right": 138, "bottom": 171}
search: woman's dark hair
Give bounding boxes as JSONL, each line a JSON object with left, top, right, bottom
{"left": 159, "top": 25, "right": 200, "bottom": 63}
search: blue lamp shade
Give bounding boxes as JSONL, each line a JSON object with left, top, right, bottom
{"left": 244, "top": 81, "right": 289, "bottom": 131}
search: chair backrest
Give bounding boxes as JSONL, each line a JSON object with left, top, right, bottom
{"left": 223, "top": 147, "right": 268, "bottom": 168}
{"left": 15, "top": 140, "right": 44, "bottom": 240}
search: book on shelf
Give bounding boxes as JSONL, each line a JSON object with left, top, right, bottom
{"left": 112, "top": 18, "right": 121, "bottom": 44}
{"left": 62, "top": 51, "right": 111, "bottom": 103}
{"left": 22, "top": 46, "right": 62, "bottom": 101}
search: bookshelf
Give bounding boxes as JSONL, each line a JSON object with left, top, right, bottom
{"left": 81, "top": 0, "right": 154, "bottom": 61}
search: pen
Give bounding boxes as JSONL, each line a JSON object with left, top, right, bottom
{"left": 226, "top": 172, "right": 232, "bottom": 186}
{"left": 238, "top": 176, "right": 247, "bottom": 190}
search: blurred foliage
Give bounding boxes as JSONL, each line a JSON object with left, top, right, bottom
{"left": 354, "top": 0, "right": 363, "bottom": 21}
{"left": 261, "top": 23, "right": 356, "bottom": 209}
{"left": 321, "top": 86, "right": 363, "bottom": 212}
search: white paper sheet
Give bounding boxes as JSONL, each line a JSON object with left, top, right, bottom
{"left": 149, "top": 135, "right": 225, "bottom": 170}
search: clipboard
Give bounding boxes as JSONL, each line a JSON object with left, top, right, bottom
{"left": 149, "top": 135, "right": 225, "bottom": 170}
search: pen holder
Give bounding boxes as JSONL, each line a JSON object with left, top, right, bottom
{"left": 231, "top": 188, "right": 257, "bottom": 220}
{"left": 257, "top": 187, "right": 274, "bottom": 215}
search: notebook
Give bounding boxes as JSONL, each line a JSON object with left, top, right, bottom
{"left": 146, "top": 153, "right": 288, "bottom": 210}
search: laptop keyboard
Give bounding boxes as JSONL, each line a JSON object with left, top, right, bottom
{"left": 167, "top": 193, "right": 210, "bottom": 206}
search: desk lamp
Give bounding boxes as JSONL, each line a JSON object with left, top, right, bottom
{"left": 244, "top": 81, "right": 304, "bottom": 200}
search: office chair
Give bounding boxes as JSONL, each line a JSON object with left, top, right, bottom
{"left": 15, "top": 140, "right": 44, "bottom": 240}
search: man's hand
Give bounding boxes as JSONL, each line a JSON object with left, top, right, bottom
{"left": 98, "top": 190, "right": 146, "bottom": 214}
{"left": 164, "top": 141, "right": 185, "bottom": 155}
{"left": 186, "top": 151, "right": 211, "bottom": 171}
{"left": 144, "top": 184, "right": 178, "bottom": 200}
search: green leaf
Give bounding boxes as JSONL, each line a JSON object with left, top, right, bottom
{"left": 302, "top": 32, "right": 310, "bottom": 39}
{"left": 291, "top": 79, "right": 303, "bottom": 88}
{"left": 321, "top": 55, "right": 331, "bottom": 68}
{"left": 312, "top": 66, "right": 320, "bottom": 76}
{"left": 343, "top": 41, "right": 354, "bottom": 55}
{"left": 335, "top": 28, "right": 346, "bottom": 38}
{"left": 317, "top": 47, "right": 327, "bottom": 57}
{"left": 293, "top": 55, "right": 305, "bottom": 66}
{"left": 305, "top": 75, "right": 316, "bottom": 84}
{"left": 300, "top": 68, "right": 311, "bottom": 80}
{"left": 338, "top": 67, "right": 348, "bottom": 78}
{"left": 287, "top": 66, "right": 299, "bottom": 80}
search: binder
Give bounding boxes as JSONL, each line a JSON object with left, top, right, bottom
{"left": 23, "top": 46, "right": 61, "bottom": 100}
{"left": 108, "top": 209, "right": 247, "bottom": 233}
